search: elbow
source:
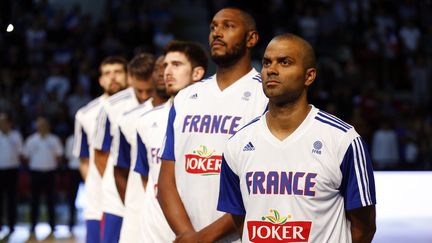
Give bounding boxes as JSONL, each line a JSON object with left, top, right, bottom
{"left": 352, "top": 224, "right": 376, "bottom": 243}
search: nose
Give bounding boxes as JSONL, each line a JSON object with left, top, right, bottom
{"left": 266, "top": 62, "right": 278, "bottom": 77}
{"left": 164, "top": 65, "right": 172, "bottom": 80}
{"left": 210, "top": 26, "right": 222, "bottom": 40}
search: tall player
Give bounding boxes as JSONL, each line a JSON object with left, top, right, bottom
{"left": 217, "top": 33, "right": 376, "bottom": 242}
{"left": 93, "top": 53, "right": 155, "bottom": 243}
{"left": 115, "top": 55, "right": 169, "bottom": 243}
{"left": 73, "top": 56, "right": 128, "bottom": 243}
{"left": 134, "top": 40, "right": 208, "bottom": 242}
{"left": 158, "top": 8, "right": 268, "bottom": 242}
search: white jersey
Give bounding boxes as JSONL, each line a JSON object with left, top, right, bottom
{"left": 116, "top": 99, "right": 154, "bottom": 243}
{"left": 93, "top": 87, "right": 141, "bottom": 217}
{"left": 218, "top": 106, "right": 376, "bottom": 243}
{"left": 134, "top": 100, "right": 175, "bottom": 243}
{"left": 73, "top": 95, "right": 106, "bottom": 220}
{"left": 160, "top": 69, "right": 268, "bottom": 242}
{"left": 0, "top": 130, "right": 23, "bottom": 169}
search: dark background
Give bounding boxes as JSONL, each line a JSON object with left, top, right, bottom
{"left": 0, "top": 0, "right": 431, "bottom": 170}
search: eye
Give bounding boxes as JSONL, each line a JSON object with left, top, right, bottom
{"left": 262, "top": 59, "right": 270, "bottom": 67}
{"left": 280, "top": 59, "right": 291, "bottom": 66}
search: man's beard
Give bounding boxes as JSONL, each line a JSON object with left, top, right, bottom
{"left": 211, "top": 39, "right": 247, "bottom": 68}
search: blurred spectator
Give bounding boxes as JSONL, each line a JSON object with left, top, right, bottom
{"left": 372, "top": 119, "right": 400, "bottom": 170}
{"left": 22, "top": 117, "right": 63, "bottom": 235}
{"left": 0, "top": 113, "right": 22, "bottom": 234}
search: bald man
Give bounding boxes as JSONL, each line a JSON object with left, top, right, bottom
{"left": 218, "top": 33, "right": 376, "bottom": 243}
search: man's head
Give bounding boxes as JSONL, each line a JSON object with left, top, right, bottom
{"left": 152, "top": 55, "right": 170, "bottom": 99}
{"left": 209, "top": 8, "right": 259, "bottom": 67}
{"left": 36, "top": 116, "right": 50, "bottom": 135}
{"left": 99, "top": 56, "right": 128, "bottom": 95}
{"left": 163, "top": 40, "right": 208, "bottom": 95}
{"left": 261, "top": 33, "right": 316, "bottom": 105}
{"left": 128, "top": 53, "right": 156, "bottom": 103}
{"left": 0, "top": 113, "right": 11, "bottom": 133}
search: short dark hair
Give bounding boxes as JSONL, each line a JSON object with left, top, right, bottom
{"left": 274, "top": 33, "right": 316, "bottom": 69}
{"left": 128, "top": 53, "right": 155, "bottom": 81}
{"left": 222, "top": 7, "right": 256, "bottom": 31}
{"left": 100, "top": 56, "right": 128, "bottom": 72}
{"left": 164, "top": 40, "right": 208, "bottom": 74}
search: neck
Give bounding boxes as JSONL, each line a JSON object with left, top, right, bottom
{"left": 266, "top": 99, "right": 311, "bottom": 141}
{"left": 216, "top": 55, "right": 252, "bottom": 91}
{"left": 152, "top": 94, "right": 169, "bottom": 107}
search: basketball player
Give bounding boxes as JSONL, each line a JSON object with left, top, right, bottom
{"left": 93, "top": 53, "right": 155, "bottom": 243}
{"left": 73, "top": 56, "right": 128, "bottom": 242}
{"left": 158, "top": 8, "right": 268, "bottom": 242}
{"left": 217, "top": 33, "right": 376, "bottom": 242}
{"left": 134, "top": 40, "right": 208, "bottom": 242}
{"left": 115, "top": 55, "right": 169, "bottom": 243}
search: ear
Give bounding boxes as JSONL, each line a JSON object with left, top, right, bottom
{"left": 246, "top": 30, "right": 259, "bottom": 48}
{"left": 191, "top": 66, "right": 205, "bottom": 82}
{"left": 304, "top": 68, "right": 316, "bottom": 87}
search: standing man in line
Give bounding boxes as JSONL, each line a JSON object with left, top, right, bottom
{"left": 23, "top": 117, "right": 63, "bottom": 237}
{"left": 73, "top": 56, "right": 128, "bottom": 243}
{"left": 217, "top": 33, "right": 376, "bottom": 242}
{"left": 115, "top": 54, "right": 169, "bottom": 243}
{"left": 93, "top": 53, "right": 155, "bottom": 243}
{"left": 134, "top": 40, "right": 208, "bottom": 243}
{"left": 158, "top": 8, "right": 268, "bottom": 242}
{"left": 0, "top": 113, "right": 22, "bottom": 236}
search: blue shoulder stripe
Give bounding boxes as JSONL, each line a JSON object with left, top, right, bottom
{"left": 314, "top": 116, "right": 348, "bottom": 133}
{"left": 252, "top": 74, "right": 262, "bottom": 83}
{"left": 229, "top": 116, "right": 261, "bottom": 139}
{"left": 317, "top": 111, "right": 352, "bottom": 130}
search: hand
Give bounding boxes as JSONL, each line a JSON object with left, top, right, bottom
{"left": 174, "top": 231, "right": 210, "bottom": 243}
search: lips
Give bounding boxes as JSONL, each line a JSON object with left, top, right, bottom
{"left": 265, "top": 79, "right": 280, "bottom": 86}
{"left": 211, "top": 39, "right": 226, "bottom": 47}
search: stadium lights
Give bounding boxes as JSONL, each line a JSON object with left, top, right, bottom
{"left": 6, "top": 23, "right": 14, "bottom": 32}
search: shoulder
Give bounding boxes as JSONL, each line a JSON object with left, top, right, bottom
{"left": 81, "top": 96, "right": 103, "bottom": 113}
{"left": 175, "top": 79, "right": 211, "bottom": 102}
{"left": 312, "top": 107, "right": 361, "bottom": 151}
{"left": 107, "top": 88, "right": 133, "bottom": 106}
{"left": 228, "top": 115, "right": 262, "bottom": 143}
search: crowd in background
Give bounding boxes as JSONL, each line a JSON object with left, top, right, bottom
{"left": 0, "top": 0, "right": 431, "bottom": 179}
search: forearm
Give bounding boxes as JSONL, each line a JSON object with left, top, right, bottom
{"left": 79, "top": 158, "right": 89, "bottom": 180}
{"left": 158, "top": 160, "right": 195, "bottom": 235}
{"left": 348, "top": 205, "right": 376, "bottom": 243}
{"left": 198, "top": 213, "right": 238, "bottom": 242}
{"left": 114, "top": 166, "right": 129, "bottom": 204}
{"left": 94, "top": 149, "right": 109, "bottom": 176}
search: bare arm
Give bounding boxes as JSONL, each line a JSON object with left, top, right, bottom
{"left": 114, "top": 166, "right": 129, "bottom": 204}
{"left": 79, "top": 158, "right": 89, "bottom": 180}
{"left": 94, "top": 149, "right": 109, "bottom": 177}
{"left": 347, "top": 205, "right": 376, "bottom": 243}
{"left": 157, "top": 159, "right": 195, "bottom": 235}
{"left": 232, "top": 214, "right": 245, "bottom": 236}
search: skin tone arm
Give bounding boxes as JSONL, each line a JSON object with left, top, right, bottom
{"left": 114, "top": 166, "right": 129, "bottom": 204}
{"left": 79, "top": 158, "right": 89, "bottom": 180}
{"left": 94, "top": 149, "right": 109, "bottom": 177}
{"left": 347, "top": 205, "right": 376, "bottom": 243}
{"left": 157, "top": 160, "right": 195, "bottom": 235}
{"left": 175, "top": 214, "right": 238, "bottom": 243}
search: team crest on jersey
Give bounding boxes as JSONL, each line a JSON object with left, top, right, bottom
{"left": 312, "top": 140, "right": 322, "bottom": 155}
{"left": 184, "top": 145, "right": 222, "bottom": 175}
{"left": 242, "top": 91, "right": 251, "bottom": 101}
{"left": 247, "top": 209, "right": 312, "bottom": 242}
